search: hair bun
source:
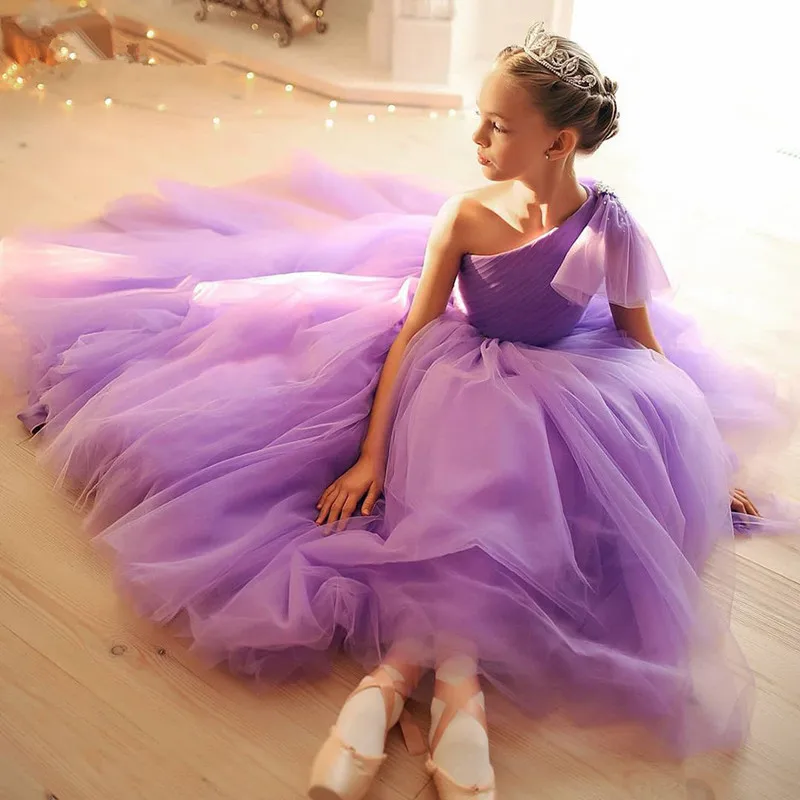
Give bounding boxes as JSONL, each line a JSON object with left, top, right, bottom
{"left": 602, "top": 76, "right": 618, "bottom": 96}
{"left": 597, "top": 91, "right": 620, "bottom": 145}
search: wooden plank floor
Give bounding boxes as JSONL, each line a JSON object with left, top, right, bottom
{"left": 1, "top": 53, "right": 799, "bottom": 800}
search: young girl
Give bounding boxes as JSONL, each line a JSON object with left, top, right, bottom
{"left": 0, "top": 21, "right": 789, "bottom": 800}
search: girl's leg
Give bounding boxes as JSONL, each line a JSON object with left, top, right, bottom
{"left": 427, "top": 641, "right": 495, "bottom": 797}
{"left": 335, "top": 647, "right": 422, "bottom": 756}
{"left": 308, "top": 641, "right": 425, "bottom": 799}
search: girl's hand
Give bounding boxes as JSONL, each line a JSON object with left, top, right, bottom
{"left": 316, "top": 455, "right": 383, "bottom": 532}
{"left": 731, "top": 488, "right": 760, "bottom": 517}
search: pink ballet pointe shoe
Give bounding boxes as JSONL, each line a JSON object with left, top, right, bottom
{"left": 425, "top": 679, "right": 496, "bottom": 800}
{"left": 308, "top": 667, "right": 425, "bottom": 800}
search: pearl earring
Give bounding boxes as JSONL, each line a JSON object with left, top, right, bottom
{"left": 545, "top": 151, "right": 551, "bottom": 160}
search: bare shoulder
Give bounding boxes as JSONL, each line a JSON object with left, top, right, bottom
{"left": 460, "top": 182, "right": 511, "bottom": 224}
{"left": 434, "top": 184, "right": 511, "bottom": 254}
{"left": 435, "top": 192, "right": 488, "bottom": 225}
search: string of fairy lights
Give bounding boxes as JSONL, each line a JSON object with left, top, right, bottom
{"left": 1, "top": 23, "right": 466, "bottom": 129}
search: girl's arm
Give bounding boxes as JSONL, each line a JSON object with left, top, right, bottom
{"left": 611, "top": 303, "right": 761, "bottom": 517}
{"left": 610, "top": 304, "right": 664, "bottom": 355}
{"left": 316, "top": 196, "right": 473, "bottom": 528}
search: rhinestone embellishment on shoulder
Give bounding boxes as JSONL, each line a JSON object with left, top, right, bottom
{"left": 594, "top": 181, "right": 616, "bottom": 197}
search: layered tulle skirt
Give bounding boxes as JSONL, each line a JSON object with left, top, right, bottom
{"left": 0, "top": 159, "right": 793, "bottom": 754}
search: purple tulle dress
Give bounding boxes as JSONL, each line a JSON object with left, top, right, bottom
{"left": 0, "top": 159, "right": 793, "bottom": 754}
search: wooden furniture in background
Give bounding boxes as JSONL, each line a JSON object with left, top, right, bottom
{"left": 195, "top": 0, "right": 328, "bottom": 47}
{"left": 1, "top": 9, "right": 114, "bottom": 67}
{"left": 1, "top": 16, "right": 58, "bottom": 66}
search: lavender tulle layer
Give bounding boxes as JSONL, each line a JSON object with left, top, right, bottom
{"left": 0, "top": 160, "right": 793, "bottom": 754}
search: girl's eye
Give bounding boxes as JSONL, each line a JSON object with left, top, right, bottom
{"left": 474, "top": 110, "right": 506, "bottom": 133}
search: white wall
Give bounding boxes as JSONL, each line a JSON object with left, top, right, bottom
{"left": 470, "top": 0, "right": 572, "bottom": 61}
{"left": 572, "top": 0, "right": 799, "bottom": 153}
{"left": 571, "top": 0, "right": 800, "bottom": 241}
{"left": 370, "top": 0, "right": 574, "bottom": 92}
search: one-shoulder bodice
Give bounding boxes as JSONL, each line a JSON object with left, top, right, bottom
{"left": 457, "top": 185, "right": 597, "bottom": 346}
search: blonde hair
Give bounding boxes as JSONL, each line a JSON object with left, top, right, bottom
{"left": 496, "top": 37, "right": 619, "bottom": 154}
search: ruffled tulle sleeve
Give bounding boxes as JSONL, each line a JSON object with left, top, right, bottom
{"left": 551, "top": 182, "right": 672, "bottom": 307}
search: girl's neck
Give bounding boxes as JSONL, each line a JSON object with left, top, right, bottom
{"left": 513, "top": 168, "right": 587, "bottom": 232}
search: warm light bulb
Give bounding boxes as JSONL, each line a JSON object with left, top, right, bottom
{"left": 60, "top": 46, "right": 69, "bottom": 56}
{"left": 157, "top": 103, "right": 167, "bottom": 112}
{"left": 10, "top": 63, "right": 18, "bottom": 71}
{"left": 37, "top": 83, "right": 45, "bottom": 91}
{"left": 367, "top": 114, "right": 376, "bottom": 123}
{"left": 325, "top": 119, "right": 334, "bottom": 129}
{"left": 16, "top": 77, "right": 24, "bottom": 85}
{"left": 212, "top": 116, "right": 221, "bottom": 125}
{"left": 69, "top": 52, "right": 77, "bottom": 60}
{"left": 148, "top": 57, "right": 156, "bottom": 65}
{"left": 79, "top": 0, "right": 88, "bottom": 6}
{"left": 387, "top": 104, "right": 396, "bottom": 113}
{"left": 104, "top": 97, "right": 113, "bottom": 106}
{"left": 329, "top": 100, "right": 338, "bottom": 109}
{"left": 251, "top": 23, "right": 259, "bottom": 31}
{"left": 285, "top": 84, "right": 294, "bottom": 92}
{"left": 448, "top": 109, "right": 456, "bottom": 117}
{"left": 429, "top": 111, "right": 438, "bottom": 119}
{"left": 230, "top": 9, "right": 237, "bottom": 16}
{"left": 65, "top": 99, "right": 73, "bottom": 106}
{"left": 246, "top": 71, "right": 255, "bottom": 80}
{"left": 146, "top": 29, "right": 155, "bottom": 39}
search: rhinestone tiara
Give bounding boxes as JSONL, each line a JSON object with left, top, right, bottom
{"left": 522, "top": 22, "right": 598, "bottom": 92}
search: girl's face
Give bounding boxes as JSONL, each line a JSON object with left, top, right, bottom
{"left": 472, "top": 67, "right": 559, "bottom": 183}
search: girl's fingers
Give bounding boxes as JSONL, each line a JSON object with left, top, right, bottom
{"left": 362, "top": 483, "right": 380, "bottom": 516}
